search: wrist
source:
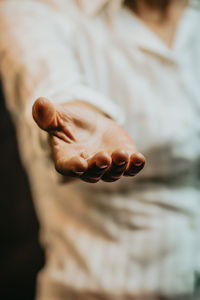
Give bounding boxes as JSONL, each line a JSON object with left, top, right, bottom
{"left": 59, "top": 100, "right": 110, "bottom": 118}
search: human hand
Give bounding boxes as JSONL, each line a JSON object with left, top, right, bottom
{"left": 32, "top": 97, "right": 145, "bottom": 183}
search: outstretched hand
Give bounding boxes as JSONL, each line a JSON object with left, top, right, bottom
{"left": 32, "top": 97, "right": 145, "bottom": 183}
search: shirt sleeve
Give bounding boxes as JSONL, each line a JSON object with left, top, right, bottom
{"left": 0, "top": 0, "right": 124, "bottom": 124}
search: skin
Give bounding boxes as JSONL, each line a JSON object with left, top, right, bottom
{"left": 32, "top": 98, "right": 145, "bottom": 183}
{"left": 32, "top": 1, "right": 187, "bottom": 183}
{"left": 127, "top": 0, "right": 188, "bottom": 48}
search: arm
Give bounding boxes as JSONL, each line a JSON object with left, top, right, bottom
{"left": 0, "top": 0, "right": 122, "bottom": 122}
{"left": 0, "top": 0, "right": 145, "bottom": 183}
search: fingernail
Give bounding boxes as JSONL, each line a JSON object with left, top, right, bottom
{"left": 90, "top": 176, "right": 100, "bottom": 181}
{"left": 99, "top": 164, "right": 108, "bottom": 169}
{"left": 134, "top": 161, "right": 144, "bottom": 167}
{"left": 117, "top": 161, "right": 126, "bottom": 166}
{"left": 75, "top": 171, "right": 85, "bottom": 176}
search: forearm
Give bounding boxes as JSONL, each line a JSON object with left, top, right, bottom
{"left": 0, "top": 1, "right": 80, "bottom": 118}
{"left": 0, "top": 0, "right": 123, "bottom": 126}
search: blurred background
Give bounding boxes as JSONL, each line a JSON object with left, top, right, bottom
{"left": 0, "top": 83, "right": 44, "bottom": 300}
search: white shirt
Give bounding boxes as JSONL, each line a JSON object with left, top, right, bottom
{"left": 0, "top": 0, "right": 200, "bottom": 299}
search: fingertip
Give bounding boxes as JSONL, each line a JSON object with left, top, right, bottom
{"left": 124, "top": 152, "right": 145, "bottom": 177}
{"left": 95, "top": 151, "right": 112, "bottom": 169}
{"left": 55, "top": 156, "right": 88, "bottom": 177}
{"left": 71, "top": 156, "right": 88, "bottom": 174}
{"left": 131, "top": 152, "right": 146, "bottom": 166}
{"left": 32, "top": 97, "right": 50, "bottom": 118}
{"left": 88, "top": 151, "right": 111, "bottom": 169}
{"left": 32, "top": 97, "right": 57, "bottom": 130}
{"left": 112, "top": 149, "right": 129, "bottom": 166}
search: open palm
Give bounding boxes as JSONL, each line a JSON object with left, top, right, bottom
{"left": 32, "top": 97, "right": 145, "bottom": 183}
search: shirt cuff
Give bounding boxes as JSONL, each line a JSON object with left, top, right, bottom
{"left": 49, "top": 84, "right": 125, "bottom": 125}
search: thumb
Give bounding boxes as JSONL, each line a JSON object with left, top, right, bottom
{"left": 32, "top": 97, "right": 58, "bottom": 131}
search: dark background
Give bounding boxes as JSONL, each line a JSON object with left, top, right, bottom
{"left": 0, "top": 84, "right": 44, "bottom": 300}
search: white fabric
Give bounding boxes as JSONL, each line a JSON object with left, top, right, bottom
{"left": 0, "top": 0, "right": 200, "bottom": 299}
{"left": 78, "top": 0, "right": 123, "bottom": 16}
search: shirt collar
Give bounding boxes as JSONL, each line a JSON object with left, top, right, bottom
{"left": 116, "top": 5, "right": 198, "bottom": 62}
{"left": 77, "top": 0, "right": 123, "bottom": 16}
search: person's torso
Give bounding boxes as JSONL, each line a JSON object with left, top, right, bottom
{"left": 31, "top": 1, "right": 200, "bottom": 296}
